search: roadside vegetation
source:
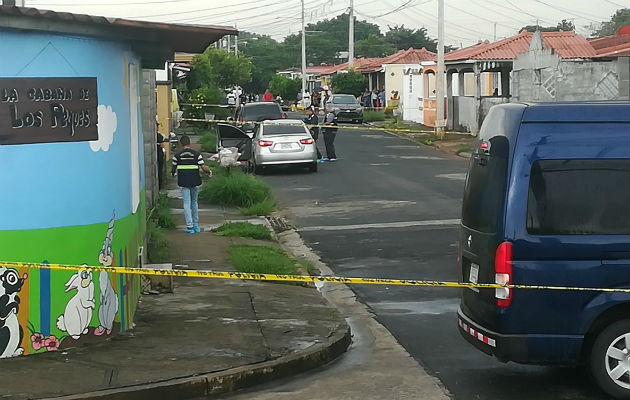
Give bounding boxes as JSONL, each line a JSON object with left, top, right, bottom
{"left": 216, "top": 222, "right": 273, "bottom": 240}
{"left": 363, "top": 110, "right": 386, "bottom": 122}
{"left": 229, "top": 245, "right": 317, "bottom": 279}
{"left": 199, "top": 167, "right": 277, "bottom": 216}
{"left": 198, "top": 127, "right": 218, "bottom": 153}
{"left": 147, "top": 192, "right": 175, "bottom": 263}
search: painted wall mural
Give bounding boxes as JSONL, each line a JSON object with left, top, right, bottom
{"left": 0, "top": 29, "right": 146, "bottom": 357}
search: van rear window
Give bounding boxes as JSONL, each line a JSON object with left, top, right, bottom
{"left": 527, "top": 159, "right": 630, "bottom": 235}
{"left": 461, "top": 136, "right": 509, "bottom": 233}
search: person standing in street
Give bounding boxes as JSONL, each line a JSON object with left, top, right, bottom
{"left": 303, "top": 106, "right": 322, "bottom": 161}
{"left": 322, "top": 109, "right": 338, "bottom": 161}
{"left": 263, "top": 89, "right": 273, "bottom": 102}
{"left": 171, "top": 135, "right": 211, "bottom": 234}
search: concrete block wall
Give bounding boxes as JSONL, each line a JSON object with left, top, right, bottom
{"left": 141, "top": 70, "right": 158, "bottom": 211}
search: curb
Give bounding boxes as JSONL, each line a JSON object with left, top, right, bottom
{"left": 49, "top": 322, "right": 351, "bottom": 400}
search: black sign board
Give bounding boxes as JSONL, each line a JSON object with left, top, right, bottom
{"left": 0, "top": 77, "right": 98, "bottom": 145}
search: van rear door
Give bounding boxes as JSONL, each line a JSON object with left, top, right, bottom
{"left": 460, "top": 134, "right": 510, "bottom": 331}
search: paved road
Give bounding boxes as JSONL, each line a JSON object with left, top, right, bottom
{"left": 259, "top": 124, "right": 608, "bottom": 400}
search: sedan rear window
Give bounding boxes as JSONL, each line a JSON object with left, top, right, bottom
{"left": 332, "top": 96, "right": 358, "bottom": 105}
{"left": 263, "top": 124, "right": 307, "bottom": 136}
{"left": 242, "top": 104, "right": 282, "bottom": 121}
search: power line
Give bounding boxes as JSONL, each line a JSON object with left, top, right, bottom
{"left": 531, "top": 0, "right": 603, "bottom": 23}
{"left": 127, "top": 0, "right": 285, "bottom": 19}
{"left": 30, "top": 0, "right": 192, "bottom": 5}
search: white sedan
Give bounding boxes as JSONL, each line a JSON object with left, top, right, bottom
{"left": 252, "top": 119, "right": 318, "bottom": 174}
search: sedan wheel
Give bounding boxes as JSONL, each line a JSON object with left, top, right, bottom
{"left": 590, "top": 320, "right": 630, "bottom": 399}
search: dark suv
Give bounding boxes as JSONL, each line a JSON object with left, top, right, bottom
{"left": 232, "top": 102, "right": 286, "bottom": 134}
{"left": 458, "top": 102, "right": 630, "bottom": 399}
{"left": 324, "top": 94, "right": 363, "bottom": 123}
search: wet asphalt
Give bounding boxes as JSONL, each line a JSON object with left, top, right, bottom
{"left": 258, "top": 122, "right": 609, "bottom": 400}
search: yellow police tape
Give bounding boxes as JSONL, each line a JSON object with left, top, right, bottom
{"left": 180, "top": 117, "right": 475, "bottom": 136}
{"left": 2, "top": 261, "right": 628, "bottom": 293}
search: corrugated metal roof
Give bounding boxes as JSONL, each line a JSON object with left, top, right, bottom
{"left": 356, "top": 48, "right": 436, "bottom": 72}
{"left": 589, "top": 33, "right": 630, "bottom": 58}
{"left": 0, "top": 5, "right": 236, "bottom": 54}
{"left": 445, "top": 31, "right": 597, "bottom": 61}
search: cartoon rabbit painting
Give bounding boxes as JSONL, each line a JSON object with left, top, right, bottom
{"left": 95, "top": 212, "right": 118, "bottom": 336}
{"left": 56, "top": 268, "right": 95, "bottom": 339}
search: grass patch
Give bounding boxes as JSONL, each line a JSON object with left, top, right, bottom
{"left": 239, "top": 197, "right": 276, "bottom": 216}
{"left": 296, "top": 258, "right": 319, "bottom": 275}
{"left": 151, "top": 192, "right": 176, "bottom": 230}
{"left": 385, "top": 117, "right": 414, "bottom": 131}
{"left": 457, "top": 146, "right": 473, "bottom": 154}
{"left": 199, "top": 128, "right": 217, "bottom": 153}
{"left": 216, "top": 222, "right": 272, "bottom": 240}
{"left": 147, "top": 218, "right": 170, "bottom": 263}
{"left": 363, "top": 110, "right": 386, "bottom": 122}
{"left": 199, "top": 168, "right": 275, "bottom": 209}
{"left": 228, "top": 245, "right": 300, "bottom": 275}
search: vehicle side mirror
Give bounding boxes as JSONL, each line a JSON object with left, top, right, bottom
{"left": 226, "top": 116, "right": 234, "bottom": 122}
{"left": 282, "top": 112, "right": 288, "bottom": 118}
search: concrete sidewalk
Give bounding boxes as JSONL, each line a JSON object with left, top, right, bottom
{"left": 0, "top": 193, "right": 350, "bottom": 400}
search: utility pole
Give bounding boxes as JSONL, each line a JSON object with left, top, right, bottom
{"left": 301, "top": 0, "right": 307, "bottom": 107}
{"left": 493, "top": 22, "right": 497, "bottom": 41}
{"left": 348, "top": 0, "right": 355, "bottom": 69}
{"left": 234, "top": 25, "right": 238, "bottom": 56}
{"left": 436, "top": 0, "right": 445, "bottom": 137}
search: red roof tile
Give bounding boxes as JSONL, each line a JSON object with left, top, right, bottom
{"left": 445, "top": 31, "right": 597, "bottom": 61}
{"left": 356, "top": 48, "right": 437, "bottom": 72}
{"left": 589, "top": 33, "right": 630, "bottom": 58}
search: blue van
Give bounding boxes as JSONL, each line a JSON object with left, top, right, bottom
{"left": 457, "top": 102, "right": 630, "bottom": 399}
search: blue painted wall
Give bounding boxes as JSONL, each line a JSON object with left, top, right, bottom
{"left": 0, "top": 30, "right": 145, "bottom": 230}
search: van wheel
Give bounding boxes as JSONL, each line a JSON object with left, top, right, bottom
{"left": 589, "top": 319, "right": 630, "bottom": 399}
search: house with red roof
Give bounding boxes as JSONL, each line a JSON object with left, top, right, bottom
{"left": 442, "top": 30, "right": 629, "bottom": 133}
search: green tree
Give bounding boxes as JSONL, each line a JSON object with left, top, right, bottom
{"left": 283, "top": 13, "right": 382, "bottom": 64}
{"left": 238, "top": 33, "right": 294, "bottom": 93}
{"left": 589, "top": 8, "right": 630, "bottom": 37}
{"left": 385, "top": 25, "right": 437, "bottom": 51}
{"left": 187, "top": 48, "right": 252, "bottom": 90}
{"left": 268, "top": 75, "right": 301, "bottom": 101}
{"left": 355, "top": 34, "right": 396, "bottom": 57}
{"left": 519, "top": 19, "right": 575, "bottom": 33}
{"left": 330, "top": 71, "right": 366, "bottom": 97}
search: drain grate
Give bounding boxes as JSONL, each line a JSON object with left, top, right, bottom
{"left": 266, "top": 216, "right": 293, "bottom": 233}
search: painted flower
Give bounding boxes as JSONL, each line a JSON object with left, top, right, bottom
{"left": 44, "top": 335, "right": 60, "bottom": 351}
{"left": 31, "top": 333, "right": 45, "bottom": 351}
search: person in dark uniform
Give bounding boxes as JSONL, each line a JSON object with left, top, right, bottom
{"left": 171, "top": 135, "right": 211, "bottom": 234}
{"left": 303, "top": 106, "right": 322, "bottom": 160}
{"left": 322, "top": 110, "right": 338, "bottom": 161}
{"left": 157, "top": 130, "right": 165, "bottom": 189}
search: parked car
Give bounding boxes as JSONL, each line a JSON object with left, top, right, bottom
{"left": 324, "top": 94, "right": 363, "bottom": 123}
{"left": 457, "top": 101, "right": 630, "bottom": 399}
{"left": 230, "top": 102, "right": 286, "bottom": 135}
{"left": 251, "top": 119, "right": 317, "bottom": 174}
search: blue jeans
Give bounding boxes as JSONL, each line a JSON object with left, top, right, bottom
{"left": 180, "top": 186, "right": 199, "bottom": 228}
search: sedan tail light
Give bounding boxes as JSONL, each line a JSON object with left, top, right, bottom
{"left": 258, "top": 140, "right": 273, "bottom": 147}
{"left": 495, "top": 241, "right": 513, "bottom": 307}
{"left": 299, "top": 138, "right": 314, "bottom": 144}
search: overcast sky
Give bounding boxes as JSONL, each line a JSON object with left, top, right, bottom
{"left": 27, "top": 0, "right": 625, "bottom": 47}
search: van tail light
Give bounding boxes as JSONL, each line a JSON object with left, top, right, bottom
{"left": 258, "top": 140, "right": 273, "bottom": 147}
{"left": 495, "top": 241, "right": 513, "bottom": 307}
{"left": 299, "top": 138, "right": 314, "bottom": 144}
{"left": 238, "top": 116, "right": 243, "bottom": 123}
